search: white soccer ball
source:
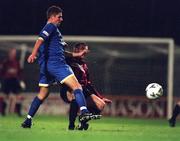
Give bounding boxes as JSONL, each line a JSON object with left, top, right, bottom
{"left": 145, "top": 83, "right": 163, "bottom": 99}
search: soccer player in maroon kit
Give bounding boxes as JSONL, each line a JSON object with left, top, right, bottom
{"left": 60, "top": 43, "right": 112, "bottom": 130}
{"left": 0, "top": 48, "right": 24, "bottom": 116}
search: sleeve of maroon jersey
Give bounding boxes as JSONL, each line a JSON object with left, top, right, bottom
{"left": 85, "top": 83, "right": 103, "bottom": 99}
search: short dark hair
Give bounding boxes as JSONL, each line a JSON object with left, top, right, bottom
{"left": 74, "top": 42, "right": 87, "bottom": 49}
{"left": 47, "top": 5, "right": 63, "bottom": 19}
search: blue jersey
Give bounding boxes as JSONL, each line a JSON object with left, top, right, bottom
{"left": 37, "top": 23, "right": 74, "bottom": 86}
{"left": 38, "top": 23, "right": 66, "bottom": 64}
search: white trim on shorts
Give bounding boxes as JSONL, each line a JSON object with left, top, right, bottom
{"left": 39, "top": 83, "right": 49, "bottom": 87}
{"left": 60, "top": 74, "right": 74, "bottom": 84}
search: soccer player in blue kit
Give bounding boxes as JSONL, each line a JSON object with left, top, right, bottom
{"left": 21, "top": 5, "right": 98, "bottom": 128}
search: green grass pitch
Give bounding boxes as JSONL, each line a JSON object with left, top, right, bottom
{"left": 0, "top": 115, "right": 179, "bottom": 141}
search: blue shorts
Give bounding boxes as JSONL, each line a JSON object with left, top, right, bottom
{"left": 39, "top": 61, "right": 74, "bottom": 87}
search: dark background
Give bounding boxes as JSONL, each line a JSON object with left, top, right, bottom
{"left": 0, "top": 0, "right": 180, "bottom": 44}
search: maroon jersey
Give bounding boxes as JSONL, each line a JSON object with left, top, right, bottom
{"left": 1, "top": 59, "right": 21, "bottom": 79}
{"left": 66, "top": 57, "right": 103, "bottom": 99}
{"left": 66, "top": 58, "right": 89, "bottom": 86}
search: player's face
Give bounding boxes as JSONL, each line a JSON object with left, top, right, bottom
{"left": 52, "top": 13, "right": 63, "bottom": 26}
{"left": 74, "top": 46, "right": 89, "bottom": 58}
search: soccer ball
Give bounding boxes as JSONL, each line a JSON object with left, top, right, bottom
{"left": 145, "top": 83, "right": 163, "bottom": 99}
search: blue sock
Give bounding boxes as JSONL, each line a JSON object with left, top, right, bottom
{"left": 28, "top": 96, "right": 43, "bottom": 118}
{"left": 73, "top": 89, "right": 89, "bottom": 114}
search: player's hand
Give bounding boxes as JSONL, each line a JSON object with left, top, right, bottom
{"left": 27, "top": 54, "right": 37, "bottom": 63}
{"left": 77, "top": 49, "right": 90, "bottom": 57}
{"left": 102, "top": 98, "right": 112, "bottom": 104}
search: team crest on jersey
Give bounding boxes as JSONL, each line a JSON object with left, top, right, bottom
{"left": 42, "top": 30, "right": 49, "bottom": 37}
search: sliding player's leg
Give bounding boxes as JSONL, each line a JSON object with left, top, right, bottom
{"left": 88, "top": 94, "right": 105, "bottom": 114}
{"left": 68, "top": 99, "right": 79, "bottom": 130}
{"left": 60, "top": 85, "right": 79, "bottom": 130}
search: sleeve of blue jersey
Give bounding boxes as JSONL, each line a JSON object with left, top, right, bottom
{"left": 39, "top": 23, "right": 55, "bottom": 41}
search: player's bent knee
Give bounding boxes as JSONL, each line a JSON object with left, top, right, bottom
{"left": 91, "top": 94, "right": 106, "bottom": 111}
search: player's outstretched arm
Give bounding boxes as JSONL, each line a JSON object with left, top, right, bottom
{"left": 73, "top": 49, "right": 89, "bottom": 57}
{"left": 27, "top": 39, "right": 44, "bottom": 63}
{"left": 65, "top": 49, "right": 89, "bottom": 58}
